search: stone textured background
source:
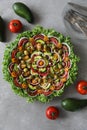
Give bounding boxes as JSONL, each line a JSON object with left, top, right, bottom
{"left": 0, "top": 0, "right": 87, "bottom": 130}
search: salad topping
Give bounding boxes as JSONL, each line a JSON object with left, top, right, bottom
{"left": 3, "top": 26, "right": 79, "bottom": 102}
{"left": 8, "top": 34, "right": 71, "bottom": 97}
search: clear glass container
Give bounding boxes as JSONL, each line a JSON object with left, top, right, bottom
{"left": 62, "top": 1, "right": 87, "bottom": 40}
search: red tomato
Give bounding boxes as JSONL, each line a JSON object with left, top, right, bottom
{"left": 8, "top": 19, "right": 22, "bottom": 33}
{"left": 13, "top": 77, "right": 22, "bottom": 88}
{"left": 46, "top": 106, "right": 59, "bottom": 120}
{"left": 76, "top": 80, "right": 87, "bottom": 95}
{"left": 11, "top": 49, "right": 18, "bottom": 58}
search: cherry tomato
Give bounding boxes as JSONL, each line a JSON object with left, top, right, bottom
{"left": 76, "top": 80, "right": 87, "bottom": 95}
{"left": 8, "top": 19, "right": 22, "bottom": 33}
{"left": 46, "top": 106, "right": 59, "bottom": 120}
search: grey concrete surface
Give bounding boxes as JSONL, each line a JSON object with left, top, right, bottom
{"left": 0, "top": 0, "right": 87, "bottom": 130}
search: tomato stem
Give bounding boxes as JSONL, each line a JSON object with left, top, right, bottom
{"left": 83, "top": 86, "right": 87, "bottom": 90}
{"left": 52, "top": 112, "right": 56, "bottom": 117}
{"left": 13, "top": 23, "right": 18, "bottom": 26}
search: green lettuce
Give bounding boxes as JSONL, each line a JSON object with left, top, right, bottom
{"left": 2, "top": 26, "right": 80, "bottom": 103}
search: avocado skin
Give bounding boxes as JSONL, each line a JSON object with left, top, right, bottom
{"left": 0, "top": 16, "right": 5, "bottom": 42}
{"left": 12, "top": 2, "right": 34, "bottom": 23}
{"left": 61, "top": 98, "right": 87, "bottom": 112}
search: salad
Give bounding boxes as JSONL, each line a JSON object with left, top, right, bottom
{"left": 2, "top": 26, "right": 79, "bottom": 103}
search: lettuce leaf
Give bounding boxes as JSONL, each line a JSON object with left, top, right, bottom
{"left": 2, "top": 26, "right": 80, "bottom": 103}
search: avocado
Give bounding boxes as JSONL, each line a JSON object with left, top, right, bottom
{"left": 61, "top": 98, "right": 87, "bottom": 112}
{"left": 36, "top": 39, "right": 44, "bottom": 44}
{"left": 28, "top": 84, "right": 36, "bottom": 90}
{"left": 12, "top": 2, "right": 34, "bottom": 23}
{"left": 39, "top": 68, "right": 46, "bottom": 72}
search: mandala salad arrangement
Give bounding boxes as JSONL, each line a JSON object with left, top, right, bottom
{"left": 3, "top": 26, "right": 79, "bottom": 102}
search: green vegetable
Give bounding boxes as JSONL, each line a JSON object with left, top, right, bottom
{"left": 28, "top": 84, "right": 36, "bottom": 90}
{"left": 36, "top": 39, "right": 44, "bottom": 44}
{"left": 16, "top": 51, "right": 22, "bottom": 58}
{"left": 39, "top": 68, "right": 46, "bottom": 72}
{"left": 61, "top": 98, "right": 87, "bottom": 112}
{"left": 19, "top": 75, "right": 24, "bottom": 83}
{"left": 44, "top": 83, "right": 51, "bottom": 90}
{"left": 0, "top": 16, "right": 5, "bottom": 42}
{"left": 12, "top": 2, "right": 34, "bottom": 23}
{"left": 14, "top": 64, "right": 18, "bottom": 71}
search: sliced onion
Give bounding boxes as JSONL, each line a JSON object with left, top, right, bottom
{"left": 62, "top": 61, "right": 67, "bottom": 67}
{"left": 11, "top": 49, "right": 18, "bottom": 58}
{"left": 62, "top": 42, "right": 70, "bottom": 55}
{"left": 33, "top": 34, "right": 44, "bottom": 40}
{"left": 13, "top": 77, "right": 22, "bottom": 88}
{"left": 31, "top": 51, "right": 42, "bottom": 58}
{"left": 43, "top": 90, "right": 53, "bottom": 96}
{"left": 66, "top": 60, "right": 72, "bottom": 69}
{"left": 49, "top": 37, "right": 59, "bottom": 47}
{"left": 61, "top": 70, "right": 69, "bottom": 78}
{"left": 62, "top": 60, "right": 71, "bottom": 69}
{"left": 8, "top": 63, "right": 14, "bottom": 72}
{"left": 18, "top": 37, "right": 29, "bottom": 47}
{"left": 54, "top": 81, "right": 64, "bottom": 90}
{"left": 27, "top": 89, "right": 38, "bottom": 97}
{"left": 40, "top": 83, "right": 50, "bottom": 89}
{"left": 62, "top": 52, "right": 70, "bottom": 60}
